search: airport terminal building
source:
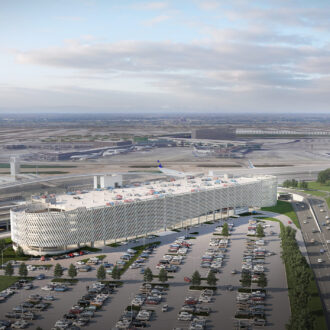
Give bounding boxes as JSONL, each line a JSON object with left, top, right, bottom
{"left": 10, "top": 175, "right": 277, "bottom": 255}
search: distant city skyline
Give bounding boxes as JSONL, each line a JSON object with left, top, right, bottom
{"left": 1, "top": 0, "right": 330, "bottom": 113}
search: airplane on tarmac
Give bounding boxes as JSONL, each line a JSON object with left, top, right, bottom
{"left": 157, "top": 158, "right": 256, "bottom": 178}
{"left": 157, "top": 160, "right": 198, "bottom": 178}
{"left": 248, "top": 159, "right": 255, "bottom": 169}
{"left": 192, "top": 146, "right": 213, "bottom": 157}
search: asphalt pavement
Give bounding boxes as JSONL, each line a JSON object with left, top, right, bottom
{"left": 0, "top": 215, "right": 290, "bottom": 329}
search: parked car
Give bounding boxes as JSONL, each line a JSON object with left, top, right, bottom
{"left": 162, "top": 304, "right": 168, "bottom": 312}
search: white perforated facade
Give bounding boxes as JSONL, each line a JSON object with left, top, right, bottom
{"left": 11, "top": 175, "right": 277, "bottom": 255}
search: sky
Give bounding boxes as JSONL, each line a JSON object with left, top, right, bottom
{"left": 1, "top": 0, "right": 330, "bottom": 113}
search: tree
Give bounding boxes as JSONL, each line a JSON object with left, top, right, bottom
{"left": 241, "top": 271, "right": 251, "bottom": 287}
{"left": 158, "top": 268, "right": 168, "bottom": 283}
{"left": 54, "top": 263, "right": 63, "bottom": 278}
{"left": 16, "top": 246, "right": 25, "bottom": 257}
{"left": 97, "top": 265, "right": 106, "bottom": 281}
{"left": 4, "top": 262, "right": 14, "bottom": 276}
{"left": 0, "top": 239, "right": 6, "bottom": 253}
{"left": 111, "top": 265, "right": 121, "bottom": 280}
{"left": 18, "top": 262, "right": 28, "bottom": 277}
{"left": 68, "top": 263, "right": 77, "bottom": 279}
{"left": 257, "top": 273, "right": 267, "bottom": 288}
{"left": 256, "top": 224, "right": 265, "bottom": 237}
{"left": 191, "top": 270, "right": 201, "bottom": 286}
{"left": 144, "top": 267, "right": 153, "bottom": 283}
{"left": 282, "top": 180, "right": 291, "bottom": 188}
{"left": 206, "top": 271, "right": 217, "bottom": 286}
{"left": 299, "top": 181, "right": 308, "bottom": 189}
{"left": 317, "top": 168, "right": 330, "bottom": 184}
{"left": 222, "top": 223, "right": 229, "bottom": 236}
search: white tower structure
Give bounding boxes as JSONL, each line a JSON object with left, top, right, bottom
{"left": 10, "top": 157, "right": 20, "bottom": 179}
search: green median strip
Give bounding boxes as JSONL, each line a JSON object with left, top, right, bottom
{"left": 119, "top": 241, "right": 161, "bottom": 276}
{"left": 51, "top": 278, "right": 78, "bottom": 284}
{"left": 261, "top": 217, "right": 326, "bottom": 329}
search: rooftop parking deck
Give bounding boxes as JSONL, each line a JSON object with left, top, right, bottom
{"left": 41, "top": 175, "right": 273, "bottom": 211}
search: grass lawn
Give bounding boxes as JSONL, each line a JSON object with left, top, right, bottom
{"left": 0, "top": 276, "right": 22, "bottom": 291}
{"left": 3, "top": 237, "right": 12, "bottom": 245}
{"left": 261, "top": 200, "right": 300, "bottom": 229}
{"left": 0, "top": 163, "right": 76, "bottom": 169}
{"left": 306, "top": 181, "right": 330, "bottom": 192}
{"left": 107, "top": 243, "right": 121, "bottom": 248}
{"left": 1, "top": 247, "right": 30, "bottom": 266}
{"left": 304, "top": 190, "right": 328, "bottom": 198}
{"left": 0, "top": 276, "right": 34, "bottom": 291}
{"left": 326, "top": 197, "right": 330, "bottom": 209}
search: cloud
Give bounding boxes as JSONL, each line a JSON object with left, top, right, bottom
{"left": 142, "top": 15, "right": 170, "bottom": 26}
{"left": 133, "top": 2, "right": 168, "bottom": 10}
{"left": 15, "top": 39, "right": 325, "bottom": 76}
{"left": 5, "top": 0, "right": 330, "bottom": 113}
{"left": 197, "top": 1, "right": 220, "bottom": 11}
{"left": 54, "top": 16, "right": 85, "bottom": 22}
{"left": 2, "top": 81, "right": 330, "bottom": 113}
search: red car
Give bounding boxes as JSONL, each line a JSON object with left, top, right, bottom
{"left": 184, "top": 277, "right": 191, "bottom": 283}
{"left": 288, "top": 221, "right": 292, "bottom": 224}
{"left": 184, "top": 297, "right": 198, "bottom": 305}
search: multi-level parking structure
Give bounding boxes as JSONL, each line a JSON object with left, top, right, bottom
{"left": 10, "top": 175, "right": 277, "bottom": 255}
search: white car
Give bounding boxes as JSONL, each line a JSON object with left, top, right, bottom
{"left": 178, "top": 312, "right": 192, "bottom": 321}
{"left": 317, "top": 258, "right": 323, "bottom": 263}
{"left": 41, "top": 285, "right": 53, "bottom": 291}
{"left": 11, "top": 320, "right": 28, "bottom": 329}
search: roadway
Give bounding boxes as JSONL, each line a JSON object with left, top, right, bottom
{"left": 292, "top": 197, "right": 330, "bottom": 326}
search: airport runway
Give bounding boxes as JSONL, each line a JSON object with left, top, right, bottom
{"left": 0, "top": 163, "right": 326, "bottom": 191}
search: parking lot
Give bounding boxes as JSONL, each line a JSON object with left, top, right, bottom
{"left": 0, "top": 214, "right": 290, "bottom": 329}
